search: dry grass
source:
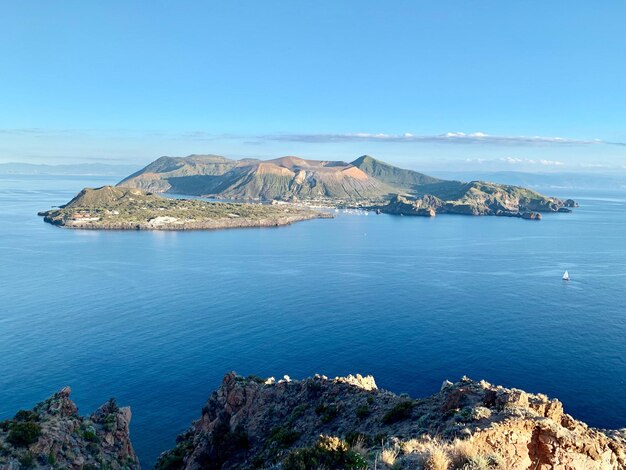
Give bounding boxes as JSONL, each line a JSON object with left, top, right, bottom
{"left": 350, "top": 435, "right": 369, "bottom": 460}
{"left": 379, "top": 446, "right": 400, "bottom": 467}
{"left": 424, "top": 442, "right": 450, "bottom": 470}
{"left": 450, "top": 438, "right": 479, "bottom": 467}
{"left": 401, "top": 437, "right": 425, "bottom": 454}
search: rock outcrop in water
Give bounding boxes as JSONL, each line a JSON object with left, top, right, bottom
{"left": 0, "top": 387, "right": 138, "bottom": 469}
{"left": 155, "top": 373, "right": 626, "bottom": 469}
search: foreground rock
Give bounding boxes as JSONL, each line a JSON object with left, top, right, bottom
{"left": 156, "top": 373, "right": 626, "bottom": 470}
{"left": 0, "top": 387, "right": 138, "bottom": 469}
{"left": 38, "top": 186, "right": 331, "bottom": 231}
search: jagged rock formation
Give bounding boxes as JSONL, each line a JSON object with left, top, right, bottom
{"left": 117, "top": 155, "right": 573, "bottom": 218}
{"left": 155, "top": 373, "right": 626, "bottom": 470}
{"left": 0, "top": 387, "right": 138, "bottom": 469}
{"left": 382, "top": 179, "right": 564, "bottom": 219}
{"left": 38, "top": 186, "right": 330, "bottom": 231}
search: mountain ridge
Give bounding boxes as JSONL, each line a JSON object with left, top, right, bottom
{"left": 117, "top": 154, "right": 575, "bottom": 218}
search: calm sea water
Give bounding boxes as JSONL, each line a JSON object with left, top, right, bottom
{"left": 1, "top": 175, "right": 626, "bottom": 466}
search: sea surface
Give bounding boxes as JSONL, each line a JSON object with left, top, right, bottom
{"left": 1, "top": 174, "right": 626, "bottom": 466}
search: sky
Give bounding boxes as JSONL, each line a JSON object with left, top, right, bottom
{"left": 1, "top": 1, "right": 625, "bottom": 172}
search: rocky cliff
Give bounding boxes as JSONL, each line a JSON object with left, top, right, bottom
{"left": 381, "top": 179, "right": 569, "bottom": 219}
{"left": 155, "top": 373, "right": 626, "bottom": 470}
{"left": 0, "top": 387, "right": 138, "bottom": 469}
{"left": 6, "top": 375, "right": 622, "bottom": 469}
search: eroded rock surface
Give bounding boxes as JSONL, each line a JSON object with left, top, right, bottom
{"left": 0, "top": 387, "right": 139, "bottom": 469}
{"left": 155, "top": 373, "right": 626, "bottom": 469}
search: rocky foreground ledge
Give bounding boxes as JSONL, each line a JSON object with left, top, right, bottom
{"left": 38, "top": 186, "right": 331, "bottom": 231}
{"left": 156, "top": 373, "right": 626, "bottom": 470}
{"left": 0, "top": 387, "right": 138, "bottom": 469}
{"left": 3, "top": 375, "right": 625, "bottom": 470}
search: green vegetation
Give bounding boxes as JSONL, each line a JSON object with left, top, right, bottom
{"left": 7, "top": 421, "right": 42, "bottom": 447}
{"left": 355, "top": 404, "right": 371, "bottom": 420}
{"left": 382, "top": 400, "right": 415, "bottom": 424}
{"left": 17, "top": 451, "right": 34, "bottom": 468}
{"left": 282, "top": 435, "right": 368, "bottom": 470}
{"left": 287, "top": 404, "right": 308, "bottom": 425}
{"left": 13, "top": 411, "right": 38, "bottom": 423}
{"left": 267, "top": 426, "right": 300, "bottom": 449}
{"left": 154, "top": 439, "right": 194, "bottom": 470}
{"left": 315, "top": 403, "right": 339, "bottom": 423}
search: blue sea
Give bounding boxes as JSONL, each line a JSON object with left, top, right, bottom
{"left": 1, "top": 174, "right": 626, "bottom": 466}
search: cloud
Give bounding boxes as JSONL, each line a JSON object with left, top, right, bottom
{"left": 497, "top": 157, "right": 564, "bottom": 166}
{"left": 264, "top": 131, "right": 615, "bottom": 146}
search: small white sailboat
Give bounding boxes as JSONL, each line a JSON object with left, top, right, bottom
{"left": 562, "top": 270, "right": 570, "bottom": 281}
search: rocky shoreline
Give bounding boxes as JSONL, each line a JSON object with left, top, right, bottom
{"left": 38, "top": 186, "right": 332, "bottom": 231}
{"left": 380, "top": 193, "right": 578, "bottom": 220}
{"left": 3, "top": 374, "right": 625, "bottom": 469}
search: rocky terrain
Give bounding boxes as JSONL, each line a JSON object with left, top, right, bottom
{"left": 38, "top": 186, "right": 331, "bottom": 231}
{"left": 117, "top": 154, "right": 575, "bottom": 219}
{"left": 0, "top": 387, "right": 138, "bottom": 469}
{"left": 3, "top": 374, "right": 626, "bottom": 469}
{"left": 118, "top": 155, "right": 392, "bottom": 203}
{"left": 155, "top": 373, "right": 626, "bottom": 469}
{"left": 381, "top": 185, "right": 576, "bottom": 219}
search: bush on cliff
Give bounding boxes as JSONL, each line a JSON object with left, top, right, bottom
{"left": 382, "top": 400, "right": 414, "bottom": 424}
{"left": 7, "top": 421, "right": 42, "bottom": 447}
{"left": 282, "top": 435, "right": 368, "bottom": 470}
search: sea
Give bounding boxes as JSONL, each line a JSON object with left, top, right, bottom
{"left": 1, "top": 174, "right": 626, "bottom": 466}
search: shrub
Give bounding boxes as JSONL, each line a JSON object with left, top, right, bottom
{"left": 315, "top": 403, "right": 339, "bottom": 424}
{"left": 282, "top": 435, "right": 368, "bottom": 470}
{"left": 382, "top": 401, "right": 414, "bottom": 424}
{"left": 7, "top": 422, "right": 42, "bottom": 447}
{"left": 267, "top": 426, "right": 300, "bottom": 449}
{"left": 154, "top": 439, "right": 193, "bottom": 470}
{"left": 102, "top": 413, "right": 117, "bottom": 432}
{"left": 13, "top": 410, "right": 38, "bottom": 422}
{"left": 355, "top": 404, "right": 370, "bottom": 420}
{"left": 82, "top": 425, "right": 99, "bottom": 442}
{"left": 18, "top": 451, "right": 34, "bottom": 468}
{"left": 287, "top": 404, "right": 308, "bottom": 425}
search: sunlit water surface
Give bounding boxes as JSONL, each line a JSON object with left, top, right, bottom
{"left": 1, "top": 175, "right": 625, "bottom": 466}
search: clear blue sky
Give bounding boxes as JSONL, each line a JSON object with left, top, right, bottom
{"left": 1, "top": 1, "right": 625, "bottom": 172}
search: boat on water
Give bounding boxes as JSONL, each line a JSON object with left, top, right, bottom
{"left": 563, "top": 270, "right": 570, "bottom": 281}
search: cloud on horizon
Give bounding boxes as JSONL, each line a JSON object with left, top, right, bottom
{"left": 263, "top": 131, "right": 613, "bottom": 146}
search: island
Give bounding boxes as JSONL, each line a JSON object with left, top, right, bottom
{"left": 117, "top": 154, "right": 577, "bottom": 220}
{"left": 1, "top": 374, "right": 624, "bottom": 469}
{"left": 38, "top": 186, "right": 331, "bottom": 231}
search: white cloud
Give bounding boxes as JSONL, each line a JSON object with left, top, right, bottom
{"left": 496, "top": 157, "right": 564, "bottom": 166}
{"left": 265, "top": 131, "right": 610, "bottom": 146}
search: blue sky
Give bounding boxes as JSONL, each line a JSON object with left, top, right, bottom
{"left": 1, "top": 1, "right": 625, "bottom": 172}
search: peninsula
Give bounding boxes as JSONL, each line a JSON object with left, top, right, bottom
{"left": 38, "top": 186, "right": 330, "bottom": 231}
{"left": 118, "top": 154, "right": 576, "bottom": 219}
